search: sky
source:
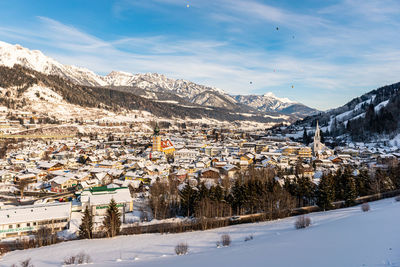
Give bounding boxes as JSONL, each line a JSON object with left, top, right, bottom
{"left": 0, "top": 0, "right": 399, "bottom": 110}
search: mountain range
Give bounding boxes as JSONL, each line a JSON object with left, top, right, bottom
{"left": 0, "top": 41, "right": 317, "bottom": 124}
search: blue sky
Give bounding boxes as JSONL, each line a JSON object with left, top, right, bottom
{"left": 0, "top": 0, "right": 399, "bottom": 110}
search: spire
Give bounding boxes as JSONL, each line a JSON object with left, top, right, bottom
{"left": 315, "top": 120, "right": 320, "bottom": 140}
{"left": 153, "top": 122, "right": 160, "bottom": 136}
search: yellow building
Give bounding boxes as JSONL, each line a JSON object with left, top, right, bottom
{"left": 152, "top": 135, "right": 162, "bottom": 152}
{"left": 282, "top": 146, "right": 296, "bottom": 156}
{"left": 161, "top": 139, "right": 175, "bottom": 154}
{"left": 298, "top": 147, "right": 312, "bottom": 158}
{"left": 152, "top": 122, "right": 162, "bottom": 152}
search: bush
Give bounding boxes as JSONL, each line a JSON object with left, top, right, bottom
{"left": 395, "top": 196, "right": 400, "bottom": 202}
{"left": 76, "top": 252, "right": 91, "bottom": 264}
{"left": 361, "top": 202, "right": 370, "bottom": 212}
{"left": 221, "top": 234, "right": 231, "bottom": 247}
{"left": 244, "top": 235, "right": 254, "bottom": 242}
{"left": 175, "top": 243, "right": 189, "bottom": 255}
{"left": 19, "top": 258, "right": 34, "bottom": 267}
{"left": 0, "top": 243, "right": 9, "bottom": 256}
{"left": 295, "top": 215, "right": 311, "bottom": 229}
{"left": 63, "top": 252, "right": 91, "bottom": 265}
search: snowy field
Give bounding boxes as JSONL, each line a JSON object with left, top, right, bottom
{"left": 1, "top": 197, "right": 399, "bottom": 267}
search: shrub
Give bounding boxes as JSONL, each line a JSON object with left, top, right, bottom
{"left": 63, "top": 252, "right": 91, "bottom": 265}
{"left": 76, "top": 252, "right": 91, "bottom": 264}
{"left": 295, "top": 215, "right": 311, "bottom": 229}
{"left": 63, "top": 256, "right": 76, "bottom": 265}
{"left": 20, "top": 258, "right": 34, "bottom": 267}
{"left": 361, "top": 202, "right": 370, "bottom": 212}
{"left": 244, "top": 235, "right": 254, "bottom": 242}
{"left": 0, "top": 243, "right": 9, "bottom": 256}
{"left": 395, "top": 196, "right": 400, "bottom": 202}
{"left": 221, "top": 234, "right": 231, "bottom": 247}
{"left": 175, "top": 243, "right": 189, "bottom": 255}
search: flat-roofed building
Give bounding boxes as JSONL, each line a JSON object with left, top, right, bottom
{"left": 0, "top": 202, "right": 71, "bottom": 240}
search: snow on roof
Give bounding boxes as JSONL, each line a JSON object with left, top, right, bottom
{"left": 81, "top": 187, "right": 132, "bottom": 206}
{"left": 0, "top": 202, "right": 71, "bottom": 225}
{"left": 50, "top": 175, "right": 74, "bottom": 185}
{"left": 38, "top": 161, "right": 59, "bottom": 169}
{"left": 222, "top": 164, "right": 238, "bottom": 171}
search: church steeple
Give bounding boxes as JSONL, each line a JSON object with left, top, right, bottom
{"left": 153, "top": 122, "right": 160, "bottom": 136}
{"left": 314, "top": 120, "right": 320, "bottom": 142}
{"left": 313, "top": 120, "right": 322, "bottom": 157}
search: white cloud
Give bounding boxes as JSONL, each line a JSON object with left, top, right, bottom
{"left": 0, "top": 0, "right": 399, "bottom": 110}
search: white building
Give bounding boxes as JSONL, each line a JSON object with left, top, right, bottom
{"left": 80, "top": 186, "right": 133, "bottom": 228}
{"left": 0, "top": 202, "right": 71, "bottom": 240}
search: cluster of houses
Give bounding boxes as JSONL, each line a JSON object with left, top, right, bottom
{"left": 0, "top": 123, "right": 398, "bottom": 240}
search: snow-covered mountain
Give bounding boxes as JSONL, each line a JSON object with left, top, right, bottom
{"left": 0, "top": 41, "right": 239, "bottom": 110}
{"left": 0, "top": 41, "right": 315, "bottom": 117}
{"left": 235, "top": 93, "right": 317, "bottom": 117}
{"left": 105, "top": 71, "right": 238, "bottom": 109}
{"left": 0, "top": 41, "right": 107, "bottom": 87}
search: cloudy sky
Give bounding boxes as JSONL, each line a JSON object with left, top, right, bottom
{"left": 0, "top": 0, "right": 399, "bottom": 110}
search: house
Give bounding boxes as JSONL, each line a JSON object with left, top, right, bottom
{"left": 50, "top": 175, "right": 77, "bottom": 192}
{"left": 0, "top": 170, "right": 15, "bottom": 183}
{"left": 220, "top": 164, "right": 239, "bottom": 179}
{"left": 240, "top": 153, "right": 255, "bottom": 164}
{"left": 200, "top": 167, "right": 220, "bottom": 180}
{"left": 38, "top": 161, "right": 64, "bottom": 172}
{"left": 161, "top": 139, "right": 175, "bottom": 155}
{"left": 14, "top": 173, "right": 37, "bottom": 183}
{"left": 93, "top": 172, "right": 113, "bottom": 185}
{"left": 174, "top": 169, "right": 188, "bottom": 181}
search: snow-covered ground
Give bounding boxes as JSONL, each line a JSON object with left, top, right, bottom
{"left": 1, "top": 198, "right": 399, "bottom": 267}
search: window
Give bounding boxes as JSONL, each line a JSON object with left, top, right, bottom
{"left": 17, "top": 224, "right": 20, "bottom": 228}
{"left": 33, "top": 222, "right": 37, "bottom": 226}
{"left": 9, "top": 225, "right": 13, "bottom": 229}
{"left": 27, "top": 223, "right": 30, "bottom": 227}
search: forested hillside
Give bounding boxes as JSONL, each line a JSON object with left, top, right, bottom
{"left": 0, "top": 65, "right": 287, "bottom": 123}
{"left": 296, "top": 82, "right": 400, "bottom": 141}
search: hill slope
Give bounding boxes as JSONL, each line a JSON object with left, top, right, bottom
{"left": 295, "top": 82, "right": 400, "bottom": 141}
{"left": 1, "top": 198, "right": 399, "bottom": 267}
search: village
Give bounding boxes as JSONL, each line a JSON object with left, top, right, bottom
{"left": 0, "top": 117, "right": 398, "bottom": 242}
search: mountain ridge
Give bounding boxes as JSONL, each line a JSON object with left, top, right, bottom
{"left": 0, "top": 41, "right": 316, "bottom": 118}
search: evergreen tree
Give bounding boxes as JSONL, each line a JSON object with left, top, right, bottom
{"left": 231, "top": 179, "right": 246, "bottom": 215}
{"left": 197, "top": 182, "right": 209, "bottom": 200}
{"left": 79, "top": 206, "right": 93, "bottom": 239}
{"left": 102, "top": 198, "right": 121, "bottom": 237}
{"left": 316, "top": 174, "right": 335, "bottom": 210}
{"left": 354, "top": 170, "right": 373, "bottom": 196}
{"left": 333, "top": 169, "right": 345, "bottom": 201}
{"left": 302, "top": 127, "right": 308, "bottom": 145}
{"left": 297, "top": 176, "right": 316, "bottom": 207}
{"left": 344, "top": 175, "right": 357, "bottom": 206}
{"left": 179, "top": 184, "right": 198, "bottom": 217}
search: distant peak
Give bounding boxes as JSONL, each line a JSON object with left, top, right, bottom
{"left": 263, "top": 92, "right": 276, "bottom": 97}
{"left": 107, "top": 70, "right": 133, "bottom": 77}
{"left": 262, "top": 92, "right": 296, "bottom": 104}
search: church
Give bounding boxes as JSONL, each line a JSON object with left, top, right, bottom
{"left": 311, "top": 121, "right": 333, "bottom": 159}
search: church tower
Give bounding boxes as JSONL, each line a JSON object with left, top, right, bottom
{"left": 313, "top": 121, "right": 323, "bottom": 156}
{"left": 152, "top": 122, "right": 162, "bottom": 152}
